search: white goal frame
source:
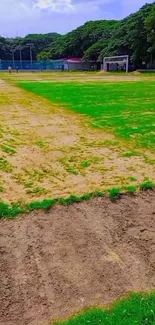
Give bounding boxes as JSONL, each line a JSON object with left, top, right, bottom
{"left": 103, "top": 55, "right": 129, "bottom": 73}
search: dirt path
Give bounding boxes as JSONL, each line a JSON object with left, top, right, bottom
{"left": 0, "top": 191, "right": 155, "bottom": 325}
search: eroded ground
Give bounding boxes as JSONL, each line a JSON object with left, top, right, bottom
{"left": 0, "top": 79, "right": 155, "bottom": 203}
{"left": 0, "top": 191, "right": 155, "bottom": 325}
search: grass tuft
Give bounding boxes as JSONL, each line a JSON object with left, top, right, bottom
{"left": 0, "top": 202, "right": 24, "bottom": 219}
{"left": 140, "top": 181, "right": 155, "bottom": 191}
{"left": 123, "top": 151, "right": 139, "bottom": 158}
{"left": 129, "top": 176, "right": 137, "bottom": 182}
{"left": 124, "top": 185, "right": 137, "bottom": 193}
{"left": 1, "top": 145, "right": 16, "bottom": 154}
{"left": 109, "top": 188, "right": 120, "bottom": 200}
{"left": 81, "top": 161, "right": 91, "bottom": 168}
{"left": 28, "top": 199, "right": 57, "bottom": 210}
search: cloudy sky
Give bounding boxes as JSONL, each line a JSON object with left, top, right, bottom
{"left": 0, "top": 0, "right": 154, "bottom": 37}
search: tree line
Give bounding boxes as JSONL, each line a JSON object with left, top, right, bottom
{"left": 0, "top": 3, "right": 155, "bottom": 68}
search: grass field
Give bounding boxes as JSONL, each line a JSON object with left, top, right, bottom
{"left": 19, "top": 81, "right": 155, "bottom": 150}
{"left": 0, "top": 73, "right": 155, "bottom": 208}
{"left": 54, "top": 293, "right": 155, "bottom": 325}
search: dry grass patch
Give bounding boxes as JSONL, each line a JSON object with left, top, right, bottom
{"left": 0, "top": 79, "right": 155, "bottom": 204}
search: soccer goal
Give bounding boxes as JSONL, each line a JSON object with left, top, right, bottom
{"left": 103, "top": 55, "right": 129, "bottom": 73}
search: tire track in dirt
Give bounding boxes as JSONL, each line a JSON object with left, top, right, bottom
{"left": 0, "top": 191, "right": 155, "bottom": 325}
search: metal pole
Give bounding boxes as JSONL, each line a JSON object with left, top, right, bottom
{"left": 26, "top": 43, "right": 34, "bottom": 70}
{"left": 11, "top": 50, "right": 15, "bottom": 70}
{"left": 126, "top": 55, "right": 129, "bottom": 73}
{"left": 30, "top": 45, "right": 33, "bottom": 70}
{"left": 20, "top": 48, "right": 22, "bottom": 70}
{"left": 13, "top": 51, "right": 15, "bottom": 70}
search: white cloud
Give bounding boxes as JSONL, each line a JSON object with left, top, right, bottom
{"left": 0, "top": 0, "right": 154, "bottom": 37}
{"left": 32, "top": 0, "right": 115, "bottom": 14}
{"left": 33, "top": 0, "right": 74, "bottom": 12}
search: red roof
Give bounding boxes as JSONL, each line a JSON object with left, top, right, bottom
{"left": 63, "top": 57, "right": 83, "bottom": 63}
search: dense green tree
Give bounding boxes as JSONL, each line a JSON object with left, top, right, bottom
{"left": 145, "top": 6, "right": 155, "bottom": 64}
{"left": 0, "top": 33, "right": 60, "bottom": 61}
{"left": 37, "top": 51, "right": 51, "bottom": 61}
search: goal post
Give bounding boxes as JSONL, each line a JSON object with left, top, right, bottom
{"left": 103, "top": 55, "right": 129, "bottom": 73}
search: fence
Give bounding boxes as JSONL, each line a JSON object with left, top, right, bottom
{"left": 0, "top": 60, "right": 64, "bottom": 71}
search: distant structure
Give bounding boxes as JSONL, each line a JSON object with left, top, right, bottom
{"left": 54, "top": 57, "right": 96, "bottom": 71}
{"left": 103, "top": 55, "right": 129, "bottom": 73}
{"left": 0, "top": 57, "right": 97, "bottom": 71}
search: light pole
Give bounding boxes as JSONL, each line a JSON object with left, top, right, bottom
{"left": 26, "top": 43, "right": 34, "bottom": 70}
{"left": 16, "top": 46, "right": 23, "bottom": 70}
{"left": 11, "top": 49, "right": 16, "bottom": 70}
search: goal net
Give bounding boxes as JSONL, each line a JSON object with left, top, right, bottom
{"left": 103, "top": 55, "right": 129, "bottom": 73}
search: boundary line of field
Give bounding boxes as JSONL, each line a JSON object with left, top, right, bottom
{"left": 0, "top": 181, "right": 154, "bottom": 219}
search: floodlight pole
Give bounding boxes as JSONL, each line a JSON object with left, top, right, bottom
{"left": 11, "top": 49, "right": 15, "bottom": 70}
{"left": 16, "top": 46, "right": 23, "bottom": 70}
{"left": 20, "top": 47, "right": 22, "bottom": 70}
{"left": 26, "top": 43, "right": 34, "bottom": 70}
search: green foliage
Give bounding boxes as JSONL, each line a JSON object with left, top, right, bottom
{"left": 109, "top": 188, "right": 120, "bottom": 200}
{"left": 37, "top": 51, "right": 51, "bottom": 62}
{"left": 0, "top": 33, "right": 60, "bottom": 61}
{"left": 53, "top": 292, "right": 155, "bottom": 325}
{"left": 50, "top": 20, "right": 118, "bottom": 60}
{"left": 48, "top": 3, "right": 155, "bottom": 66}
{"left": 140, "top": 181, "right": 155, "bottom": 191}
{"left": 145, "top": 6, "right": 155, "bottom": 57}
{"left": 19, "top": 81, "right": 155, "bottom": 150}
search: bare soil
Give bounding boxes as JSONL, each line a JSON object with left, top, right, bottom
{"left": 0, "top": 191, "right": 155, "bottom": 325}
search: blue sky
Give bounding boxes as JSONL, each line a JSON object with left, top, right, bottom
{"left": 0, "top": 0, "right": 154, "bottom": 37}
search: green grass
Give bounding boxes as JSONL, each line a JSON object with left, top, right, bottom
{"left": 1, "top": 144, "right": 16, "bottom": 154}
{"left": 19, "top": 81, "right": 155, "bottom": 150}
{"left": 0, "top": 157, "right": 13, "bottom": 172}
{"left": 53, "top": 292, "right": 155, "bottom": 325}
{"left": 0, "top": 182, "right": 154, "bottom": 218}
{"left": 124, "top": 185, "right": 137, "bottom": 193}
{"left": 122, "top": 151, "right": 140, "bottom": 158}
{"left": 0, "top": 192, "right": 102, "bottom": 218}
{"left": 81, "top": 160, "right": 91, "bottom": 168}
{"left": 109, "top": 187, "right": 121, "bottom": 200}
{"left": 140, "top": 181, "right": 155, "bottom": 191}
{"left": 129, "top": 176, "right": 137, "bottom": 182}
